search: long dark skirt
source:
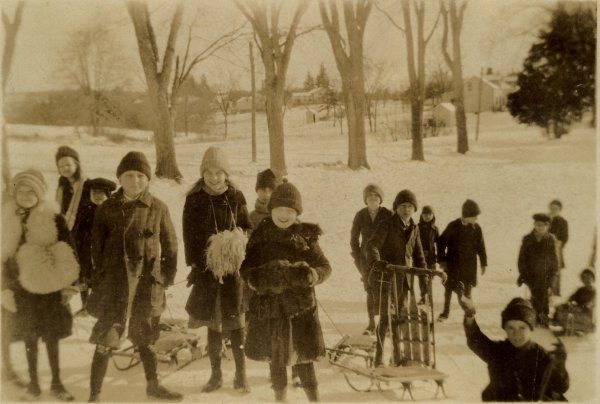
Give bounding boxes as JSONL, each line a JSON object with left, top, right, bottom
{"left": 14, "top": 289, "right": 72, "bottom": 342}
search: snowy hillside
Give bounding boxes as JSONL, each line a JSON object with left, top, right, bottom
{"left": 2, "top": 112, "right": 597, "bottom": 402}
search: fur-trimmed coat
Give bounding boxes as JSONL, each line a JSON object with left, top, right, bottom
{"left": 240, "top": 219, "right": 331, "bottom": 366}
{"left": 1, "top": 200, "right": 79, "bottom": 341}
{"left": 86, "top": 188, "right": 177, "bottom": 347}
{"left": 183, "top": 180, "right": 251, "bottom": 322}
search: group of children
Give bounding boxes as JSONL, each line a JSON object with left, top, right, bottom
{"left": 0, "top": 144, "right": 594, "bottom": 402}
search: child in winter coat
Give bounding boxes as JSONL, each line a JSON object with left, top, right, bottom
{"left": 460, "top": 295, "right": 569, "bottom": 401}
{"left": 418, "top": 205, "right": 439, "bottom": 305}
{"left": 183, "top": 146, "right": 251, "bottom": 394}
{"left": 86, "top": 152, "right": 182, "bottom": 402}
{"left": 249, "top": 168, "right": 276, "bottom": 230}
{"left": 366, "top": 189, "right": 427, "bottom": 367}
{"left": 553, "top": 268, "right": 596, "bottom": 334}
{"left": 71, "top": 178, "right": 116, "bottom": 316}
{"left": 350, "top": 183, "right": 391, "bottom": 334}
{"left": 517, "top": 213, "right": 559, "bottom": 327}
{"left": 1, "top": 169, "right": 79, "bottom": 401}
{"left": 548, "top": 199, "right": 569, "bottom": 296}
{"left": 241, "top": 180, "right": 331, "bottom": 402}
{"left": 437, "top": 199, "right": 487, "bottom": 322}
{"left": 55, "top": 146, "right": 90, "bottom": 231}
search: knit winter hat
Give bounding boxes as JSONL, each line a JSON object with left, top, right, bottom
{"left": 55, "top": 146, "right": 80, "bottom": 163}
{"left": 256, "top": 168, "right": 276, "bottom": 190}
{"left": 116, "top": 151, "right": 152, "bottom": 180}
{"left": 363, "top": 183, "right": 384, "bottom": 205}
{"left": 12, "top": 169, "right": 48, "bottom": 201}
{"left": 580, "top": 267, "right": 595, "bottom": 281}
{"left": 501, "top": 297, "right": 536, "bottom": 331}
{"left": 422, "top": 205, "right": 434, "bottom": 215}
{"left": 393, "top": 189, "right": 418, "bottom": 211}
{"left": 201, "top": 146, "right": 231, "bottom": 177}
{"left": 549, "top": 199, "right": 563, "bottom": 209}
{"left": 462, "top": 199, "right": 481, "bottom": 217}
{"left": 88, "top": 177, "right": 117, "bottom": 197}
{"left": 268, "top": 179, "right": 302, "bottom": 215}
{"left": 532, "top": 213, "right": 551, "bottom": 223}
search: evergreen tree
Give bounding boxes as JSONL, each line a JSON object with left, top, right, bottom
{"left": 507, "top": 4, "right": 596, "bottom": 137}
{"left": 315, "top": 62, "right": 331, "bottom": 89}
{"left": 303, "top": 71, "right": 315, "bottom": 91}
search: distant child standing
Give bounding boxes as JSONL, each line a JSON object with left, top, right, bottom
{"left": 548, "top": 199, "right": 569, "bottom": 296}
{"left": 460, "top": 295, "right": 569, "bottom": 401}
{"left": 241, "top": 181, "right": 331, "bottom": 402}
{"left": 350, "top": 184, "right": 391, "bottom": 334}
{"left": 517, "top": 213, "right": 558, "bottom": 327}
{"left": 183, "top": 146, "right": 251, "bottom": 393}
{"left": 249, "top": 168, "right": 276, "bottom": 230}
{"left": 437, "top": 199, "right": 487, "bottom": 322}
{"left": 55, "top": 146, "right": 89, "bottom": 231}
{"left": 417, "top": 205, "right": 439, "bottom": 305}
{"left": 71, "top": 178, "right": 116, "bottom": 316}
{"left": 2, "top": 170, "right": 79, "bottom": 401}
{"left": 86, "top": 152, "right": 181, "bottom": 402}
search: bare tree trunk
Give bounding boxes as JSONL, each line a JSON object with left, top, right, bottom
{"left": 127, "top": 1, "right": 183, "bottom": 180}
{"left": 249, "top": 41, "right": 257, "bottom": 162}
{"left": 265, "top": 82, "right": 287, "bottom": 177}
{"left": 223, "top": 111, "right": 228, "bottom": 140}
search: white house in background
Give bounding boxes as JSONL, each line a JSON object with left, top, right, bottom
{"left": 441, "top": 74, "right": 518, "bottom": 113}
{"left": 290, "top": 87, "right": 327, "bottom": 106}
{"left": 432, "top": 102, "right": 456, "bottom": 126}
{"left": 231, "top": 94, "right": 266, "bottom": 113}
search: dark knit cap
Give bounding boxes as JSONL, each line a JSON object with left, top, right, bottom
{"left": 580, "top": 267, "right": 595, "bottom": 281}
{"left": 532, "top": 213, "right": 551, "bottom": 223}
{"left": 55, "top": 146, "right": 80, "bottom": 163}
{"left": 116, "top": 151, "right": 152, "bottom": 180}
{"left": 88, "top": 178, "right": 117, "bottom": 196}
{"left": 462, "top": 199, "right": 481, "bottom": 217}
{"left": 549, "top": 199, "right": 563, "bottom": 209}
{"left": 501, "top": 297, "right": 536, "bottom": 330}
{"left": 393, "top": 189, "right": 418, "bottom": 211}
{"left": 256, "top": 169, "right": 276, "bottom": 190}
{"left": 268, "top": 179, "right": 302, "bottom": 215}
{"left": 363, "top": 183, "right": 384, "bottom": 204}
{"left": 422, "top": 205, "right": 434, "bottom": 215}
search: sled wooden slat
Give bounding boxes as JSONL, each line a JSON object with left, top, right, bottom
{"left": 331, "top": 360, "right": 448, "bottom": 383}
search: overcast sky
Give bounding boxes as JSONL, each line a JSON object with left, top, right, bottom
{"left": 2, "top": 0, "right": 560, "bottom": 93}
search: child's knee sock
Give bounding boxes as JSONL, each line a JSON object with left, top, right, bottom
{"left": 25, "top": 340, "right": 39, "bottom": 386}
{"left": 45, "top": 339, "right": 61, "bottom": 386}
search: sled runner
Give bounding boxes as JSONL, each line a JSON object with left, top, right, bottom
{"left": 326, "top": 265, "right": 448, "bottom": 400}
{"left": 111, "top": 319, "right": 205, "bottom": 374}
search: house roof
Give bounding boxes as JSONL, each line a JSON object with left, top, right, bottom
{"left": 435, "top": 102, "right": 456, "bottom": 112}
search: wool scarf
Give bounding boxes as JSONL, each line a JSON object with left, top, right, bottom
{"left": 56, "top": 176, "right": 86, "bottom": 230}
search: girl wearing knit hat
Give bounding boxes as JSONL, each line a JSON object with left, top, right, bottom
{"left": 248, "top": 168, "right": 277, "bottom": 231}
{"left": 183, "top": 146, "right": 251, "bottom": 394}
{"left": 364, "top": 189, "right": 427, "bottom": 368}
{"left": 55, "top": 145, "right": 90, "bottom": 232}
{"left": 459, "top": 295, "right": 569, "bottom": 401}
{"left": 2, "top": 169, "right": 79, "bottom": 401}
{"left": 86, "top": 151, "right": 182, "bottom": 401}
{"left": 241, "top": 181, "right": 331, "bottom": 402}
{"left": 350, "top": 184, "right": 391, "bottom": 334}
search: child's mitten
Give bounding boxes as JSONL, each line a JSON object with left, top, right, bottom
{"left": 283, "top": 261, "right": 312, "bottom": 288}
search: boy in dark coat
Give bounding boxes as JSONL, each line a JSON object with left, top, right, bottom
{"left": 417, "top": 205, "right": 439, "bottom": 305}
{"left": 553, "top": 268, "right": 596, "bottom": 334}
{"left": 548, "top": 199, "right": 569, "bottom": 296}
{"left": 249, "top": 168, "right": 276, "bottom": 230}
{"left": 460, "top": 295, "right": 569, "bottom": 401}
{"left": 517, "top": 213, "right": 559, "bottom": 327}
{"left": 71, "top": 178, "right": 116, "bottom": 316}
{"left": 241, "top": 181, "right": 331, "bottom": 402}
{"left": 86, "top": 152, "right": 181, "bottom": 402}
{"left": 183, "top": 146, "right": 251, "bottom": 393}
{"left": 366, "top": 189, "right": 427, "bottom": 367}
{"left": 2, "top": 169, "right": 79, "bottom": 401}
{"left": 437, "top": 199, "right": 487, "bottom": 322}
{"left": 350, "top": 183, "right": 391, "bottom": 334}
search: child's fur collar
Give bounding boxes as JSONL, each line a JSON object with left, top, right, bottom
{"left": 249, "top": 218, "right": 323, "bottom": 250}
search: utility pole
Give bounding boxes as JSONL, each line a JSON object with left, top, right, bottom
{"left": 249, "top": 40, "right": 257, "bottom": 162}
{"left": 475, "top": 67, "right": 484, "bottom": 142}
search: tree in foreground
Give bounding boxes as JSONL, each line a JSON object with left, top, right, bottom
{"left": 507, "top": 4, "right": 596, "bottom": 138}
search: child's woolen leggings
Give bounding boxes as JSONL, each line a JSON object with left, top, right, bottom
{"left": 269, "top": 362, "right": 317, "bottom": 391}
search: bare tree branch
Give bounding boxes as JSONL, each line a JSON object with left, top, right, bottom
{"left": 374, "top": 1, "right": 405, "bottom": 32}
{"left": 424, "top": 5, "right": 441, "bottom": 44}
{"left": 440, "top": 0, "right": 453, "bottom": 67}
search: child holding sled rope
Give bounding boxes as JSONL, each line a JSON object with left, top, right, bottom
{"left": 2, "top": 169, "right": 79, "bottom": 401}
{"left": 241, "top": 180, "right": 332, "bottom": 402}
{"left": 183, "top": 146, "right": 251, "bottom": 393}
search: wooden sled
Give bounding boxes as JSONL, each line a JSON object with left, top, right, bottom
{"left": 111, "top": 319, "right": 205, "bottom": 374}
{"left": 327, "top": 266, "right": 448, "bottom": 400}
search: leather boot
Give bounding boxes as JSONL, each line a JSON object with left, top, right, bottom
{"left": 303, "top": 387, "right": 320, "bottom": 402}
{"left": 147, "top": 380, "right": 183, "bottom": 401}
{"left": 231, "top": 329, "right": 250, "bottom": 393}
{"left": 89, "top": 348, "right": 110, "bottom": 402}
{"left": 202, "top": 330, "right": 223, "bottom": 393}
{"left": 274, "top": 388, "right": 287, "bottom": 402}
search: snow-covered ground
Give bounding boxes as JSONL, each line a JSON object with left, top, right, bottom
{"left": 2, "top": 112, "right": 597, "bottom": 402}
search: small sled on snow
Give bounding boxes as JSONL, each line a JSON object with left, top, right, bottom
{"left": 111, "top": 319, "right": 205, "bottom": 375}
{"left": 326, "top": 265, "right": 448, "bottom": 400}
